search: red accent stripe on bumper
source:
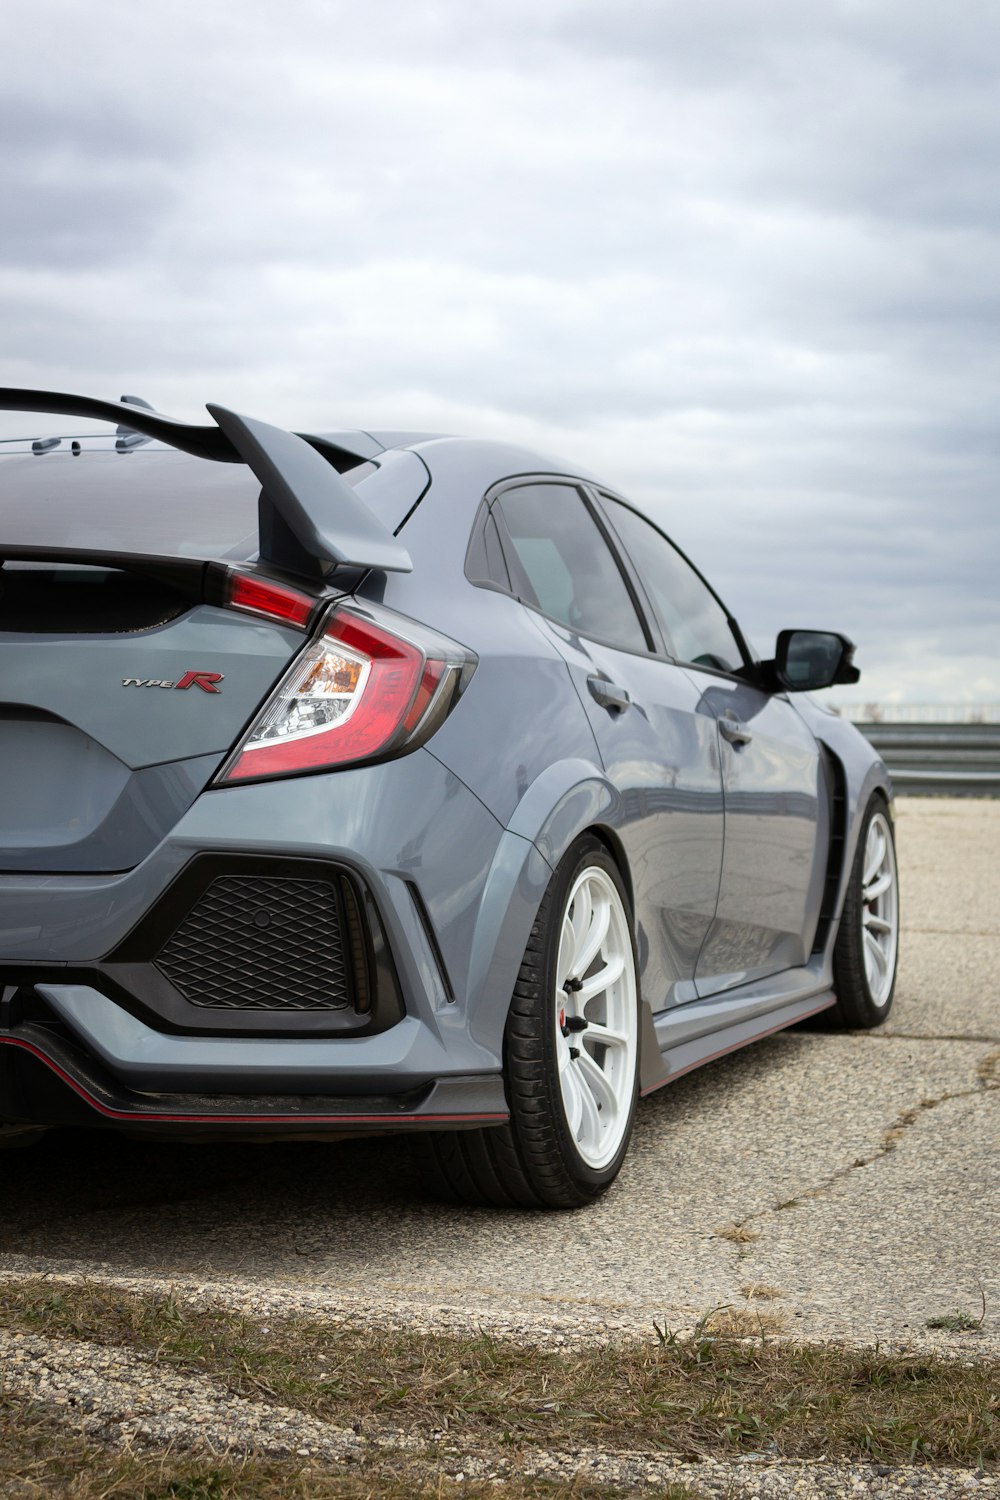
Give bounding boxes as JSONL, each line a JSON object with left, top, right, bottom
{"left": 0, "top": 1037, "right": 509, "bottom": 1126}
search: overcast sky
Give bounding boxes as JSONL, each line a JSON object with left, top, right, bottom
{"left": 3, "top": 0, "right": 998, "bottom": 705}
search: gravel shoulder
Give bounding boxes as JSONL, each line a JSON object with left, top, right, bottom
{"left": 3, "top": 1288, "right": 999, "bottom": 1499}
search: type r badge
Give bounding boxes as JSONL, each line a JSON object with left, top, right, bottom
{"left": 122, "top": 672, "right": 223, "bottom": 692}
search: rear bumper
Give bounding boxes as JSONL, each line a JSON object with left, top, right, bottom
{"left": 32, "top": 984, "right": 493, "bottom": 1095}
{"left": 0, "top": 749, "right": 541, "bottom": 1131}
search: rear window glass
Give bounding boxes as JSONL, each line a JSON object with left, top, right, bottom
{"left": 0, "top": 449, "right": 262, "bottom": 562}
{"left": 0, "top": 447, "right": 379, "bottom": 565}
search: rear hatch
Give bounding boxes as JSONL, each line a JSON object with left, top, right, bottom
{"left": 0, "top": 407, "right": 427, "bottom": 875}
{"left": 0, "top": 556, "right": 308, "bottom": 873}
{"left": 0, "top": 447, "right": 308, "bottom": 873}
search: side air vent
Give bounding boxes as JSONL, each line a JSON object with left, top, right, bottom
{"left": 812, "top": 750, "right": 848, "bottom": 956}
{"left": 155, "top": 874, "right": 355, "bottom": 1011}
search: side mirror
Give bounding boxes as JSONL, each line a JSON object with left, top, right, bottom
{"left": 772, "top": 630, "right": 860, "bottom": 692}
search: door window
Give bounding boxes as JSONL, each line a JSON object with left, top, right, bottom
{"left": 601, "top": 497, "right": 744, "bottom": 673}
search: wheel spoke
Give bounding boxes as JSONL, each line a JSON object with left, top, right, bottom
{"left": 864, "top": 872, "right": 893, "bottom": 902}
{"left": 557, "top": 912, "right": 577, "bottom": 990}
{"left": 573, "top": 891, "right": 612, "bottom": 982}
{"left": 577, "top": 951, "right": 626, "bottom": 1005}
{"left": 863, "top": 830, "right": 886, "bottom": 886}
{"left": 577, "top": 1047, "right": 619, "bottom": 1120}
{"left": 864, "top": 929, "right": 887, "bottom": 979}
{"left": 569, "top": 881, "right": 592, "bottom": 968}
{"left": 864, "top": 913, "right": 892, "bottom": 934}
{"left": 583, "top": 1020, "right": 629, "bottom": 1050}
{"left": 561, "top": 1062, "right": 585, "bottom": 1139}
{"left": 575, "top": 1063, "right": 604, "bottom": 1144}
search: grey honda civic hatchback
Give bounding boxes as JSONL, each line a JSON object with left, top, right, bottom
{"left": 0, "top": 390, "right": 899, "bottom": 1208}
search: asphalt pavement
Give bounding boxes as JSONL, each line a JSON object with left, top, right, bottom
{"left": 2, "top": 796, "right": 997, "bottom": 1354}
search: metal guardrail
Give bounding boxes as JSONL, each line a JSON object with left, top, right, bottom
{"left": 840, "top": 702, "right": 1000, "bottom": 725}
{"left": 852, "top": 722, "right": 1000, "bottom": 796}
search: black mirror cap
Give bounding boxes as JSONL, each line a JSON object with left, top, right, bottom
{"left": 774, "top": 629, "right": 861, "bottom": 692}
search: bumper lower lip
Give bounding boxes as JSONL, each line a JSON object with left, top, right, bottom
{"left": 0, "top": 1029, "right": 508, "bottom": 1130}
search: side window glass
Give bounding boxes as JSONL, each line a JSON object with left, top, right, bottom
{"left": 465, "top": 503, "right": 511, "bottom": 590}
{"left": 602, "top": 497, "right": 744, "bottom": 673}
{"left": 496, "top": 484, "right": 648, "bottom": 653}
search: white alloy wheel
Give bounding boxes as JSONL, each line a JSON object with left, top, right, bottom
{"left": 861, "top": 809, "right": 899, "bottom": 1006}
{"left": 416, "top": 837, "right": 640, "bottom": 1208}
{"left": 554, "top": 865, "right": 639, "bottom": 1170}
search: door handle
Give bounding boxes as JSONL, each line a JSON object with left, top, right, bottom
{"left": 587, "top": 676, "right": 631, "bottom": 713}
{"left": 719, "top": 715, "right": 753, "bottom": 746}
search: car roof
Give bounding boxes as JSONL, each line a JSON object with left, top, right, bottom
{"left": 0, "top": 421, "right": 602, "bottom": 579}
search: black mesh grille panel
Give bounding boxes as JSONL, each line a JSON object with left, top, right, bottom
{"left": 155, "top": 875, "right": 353, "bottom": 1011}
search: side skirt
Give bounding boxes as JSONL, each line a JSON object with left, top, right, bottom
{"left": 640, "top": 977, "right": 835, "bottom": 1097}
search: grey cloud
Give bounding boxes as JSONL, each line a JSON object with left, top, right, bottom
{"left": 0, "top": 0, "right": 996, "bottom": 701}
{"left": 550, "top": 0, "right": 1000, "bottom": 92}
{"left": 0, "top": 74, "right": 196, "bottom": 270}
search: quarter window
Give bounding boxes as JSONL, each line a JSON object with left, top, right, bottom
{"left": 495, "top": 484, "right": 648, "bottom": 653}
{"left": 601, "top": 497, "right": 744, "bottom": 673}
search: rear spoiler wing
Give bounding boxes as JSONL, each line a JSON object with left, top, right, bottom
{"left": 0, "top": 388, "right": 415, "bottom": 579}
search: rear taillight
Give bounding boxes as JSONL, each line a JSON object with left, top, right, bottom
{"left": 224, "top": 571, "right": 316, "bottom": 629}
{"left": 216, "top": 604, "right": 475, "bottom": 783}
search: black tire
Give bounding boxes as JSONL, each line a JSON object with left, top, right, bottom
{"left": 415, "top": 836, "right": 640, "bottom": 1209}
{"left": 828, "top": 792, "right": 899, "bottom": 1029}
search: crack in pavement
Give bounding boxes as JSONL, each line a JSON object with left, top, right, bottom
{"left": 848, "top": 1031, "right": 1000, "bottom": 1043}
{"left": 715, "top": 1046, "right": 1000, "bottom": 1247}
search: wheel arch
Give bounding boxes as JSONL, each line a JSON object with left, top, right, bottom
{"left": 832, "top": 762, "right": 895, "bottom": 932}
{"left": 506, "top": 756, "right": 622, "bottom": 868}
{"left": 464, "top": 758, "right": 630, "bottom": 1060}
{"left": 798, "top": 707, "right": 895, "bottom": 961}
{"left": 499, "top": 758, "right": 665, "bottom": 1093}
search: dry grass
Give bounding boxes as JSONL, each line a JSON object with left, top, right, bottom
{"left": 696, "top": 1305, "right": 789, "bottom": 1337}
{"left": 1, "top": 1279, "right": 998, "bottom": 1475}
{"left": 977, "top": 1047, "right": 1000, "bottom": 1087}
{"left": 738, "top": 1283, "right": 784, "bottom": 1302}
{"left": 882, "top": 1105, "right": 923, "bottom": 1151}
{"left": 713, "top": 1221, "right": 760, "bottom": 1244}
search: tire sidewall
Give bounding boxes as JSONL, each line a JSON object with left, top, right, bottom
{"left": 835, "top": 791, "right": 899, "bottom": 1024}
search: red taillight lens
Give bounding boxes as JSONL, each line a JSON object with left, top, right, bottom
{"left": 217, "top": 606, "right": 470, "bottom": 783}
{"left": 226, "top": 572, "right": 315, "bottom": 629}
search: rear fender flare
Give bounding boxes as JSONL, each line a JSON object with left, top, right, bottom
{"left": 506, "top": 758, "right": 620, "bottom": 868}
{"left": 811, "top": 724, "right": 894, "bottom": 933}
{"left": 467, "top": 760, "right": 664, "bottom": 1087}
{"left": 835, "top": 763, "right": 895, "bottom": 923}
{"left": 466, "top": 759, "right": 618, "bottom": 1056}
